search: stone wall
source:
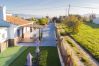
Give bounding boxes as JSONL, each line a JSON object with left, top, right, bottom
{"left": 8, "top": 36, "right": 22, "bottom": 46}
{"left": 0, "top": 41, "right": 8, "bottom": 52}
{"left": 55, "top": 23, "right": 77, "bottom": 66}
{"left": 8, "top": 39, "right": 15, "bottom": 46}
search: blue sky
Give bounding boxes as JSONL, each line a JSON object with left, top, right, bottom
{"left": 0, "top": 0, "right": 99, "bottom": 16}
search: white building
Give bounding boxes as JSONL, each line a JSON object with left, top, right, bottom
{"left": 0, "top": 5, "right": 33, "bottom": 52}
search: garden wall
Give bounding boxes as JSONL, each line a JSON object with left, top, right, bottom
{"left": 55, "top": 23, "right": 80, "bottom": 66}
{"left": 0, "top": 40, "right": 8, "bottom": 52}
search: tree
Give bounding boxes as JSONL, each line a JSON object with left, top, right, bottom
{"left": 63, "top": 15, "right": 81, "bottom": 34}
{"left": 31, "top": 17, "right": 36, "bottom": 21}
{"left": 52, "top": 17, "right": 59, "bottom": 23}
{"left": 38, "top": 17, "right": 48, "bottom": 25}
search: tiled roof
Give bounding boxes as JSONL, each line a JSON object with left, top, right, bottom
{"left": 0, "top": 20, "right": 10, "bottom": 27}
{"left": 6, "top": 16, "right": 30, "bottom": 25}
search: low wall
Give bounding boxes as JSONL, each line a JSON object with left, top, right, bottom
{"left": 55, "top": 23, "right": 78, "bottom": 66}
{"left": 0, "top": 40, "right": 8, "bottom": 52}
{"left": 8, "top": 36, "right": 22, "bottom": 47}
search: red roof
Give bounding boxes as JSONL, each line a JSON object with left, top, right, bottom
{"left": 6, "top": 16, "right": 30, "bottom": 25}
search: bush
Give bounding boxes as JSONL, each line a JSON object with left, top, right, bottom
{"left": 63, "top": 15, "right": 81, "bottom": 34}
{"left": 38, "top": 18, "right": 48, "bottom": 25}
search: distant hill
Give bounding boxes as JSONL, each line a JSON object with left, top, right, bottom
{"left": 13, "top": 14, "right": 42, "bottom": 19}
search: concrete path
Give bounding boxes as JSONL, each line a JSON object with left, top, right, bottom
{"left": 17, "top": 23, "right": 57, "bottom": 46}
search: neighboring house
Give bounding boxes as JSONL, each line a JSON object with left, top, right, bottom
{"left": 0, "top": 6, "right": 33, "bottom": 52}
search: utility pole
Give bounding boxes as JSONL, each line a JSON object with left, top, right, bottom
{"left": 68, "top": 4, "right": 70, "bottom": 16}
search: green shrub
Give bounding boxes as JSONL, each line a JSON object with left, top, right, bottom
{"left": 38, "top": 18, "right": 48, "bottom": 25}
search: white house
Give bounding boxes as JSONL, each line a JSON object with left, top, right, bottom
{"left": 0, "top": 5, "right": 34, "bottom": 52}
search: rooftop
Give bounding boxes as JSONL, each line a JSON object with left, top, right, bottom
{"left": 6, "top": 15, "right": 30, "bottom": 26}
{"left": 0, "top": 20, "right": 10, "bottom": 27}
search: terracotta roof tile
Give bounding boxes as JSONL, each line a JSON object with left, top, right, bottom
{"left": 6, "top": 16, "right": 30, "bottom": 25}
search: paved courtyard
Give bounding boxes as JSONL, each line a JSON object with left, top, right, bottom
{"left": 18, "top": 23, "right": 57, "bottom": 46}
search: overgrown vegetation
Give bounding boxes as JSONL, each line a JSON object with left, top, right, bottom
{"left": 62, "top": 15, "right": 82, "bottom": 34}
{"left": 71, "top": 23, "right": 99, "bottom": 62}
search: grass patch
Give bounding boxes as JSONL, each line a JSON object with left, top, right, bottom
{"left": 9, "top": 47, "right": 61, "bottom": 66}
{"left": 0, "top": 46, "right": 27, "bottom": 66}
{"left": 71, "top": 23, "right": 99, "bottom": 62}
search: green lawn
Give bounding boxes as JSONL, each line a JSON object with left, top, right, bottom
{"left": 71, "top": 23, "right": 99, "bottom": 61}
{"left": 0, "top": 46, "right": 27, "bottom": 66}
{"left": 9, "top": 47, "right": 61, "bottom": 66}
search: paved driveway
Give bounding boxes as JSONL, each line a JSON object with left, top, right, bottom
{"left": 18, "top": 23, "right": 57, "bottom": 46}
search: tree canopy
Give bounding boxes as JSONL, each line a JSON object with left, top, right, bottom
{"left": 38, "top": 17, "right": 48, "bottom": 25}
{"left": 63, "top": 15, "right": 81, "bottom": 34}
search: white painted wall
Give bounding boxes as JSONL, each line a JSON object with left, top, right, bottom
{"left": 23, "top": 27, "right": 30, "bottom": 33}
{"left": 8, "top": 24, "right": 18, "bottom": 39}
{"left": 0, "top": 6, "right": 6, "bottom": 21}
{"left": 93, "top": 18, "right": 99, "bottom": 24}
{"left": 8, "top": 24, "right": 31, "bottom": 39}
{"left": 27, "top": 27, "right": 30, "bottom": 32}
{"left": 0, "top": 27, "right": 8, "bottom": 43}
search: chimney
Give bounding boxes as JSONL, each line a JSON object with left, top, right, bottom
{"left": 0, "top": 5, "right": 6, "bottom": 21}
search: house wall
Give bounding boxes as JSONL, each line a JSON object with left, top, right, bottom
{"left": 6, "top": 22, "right": 33, "bottom": 46}
{"left": 23, "top": 27, "right": 31, "bottom": 38}
{"left": 23, "top": 27, "right": 30, "bottom": 33}
{"left": 0, "top": 6, "right": 6, "bottom": 21}
{"left": 0, "top": 27, "right": 8, "bottom": 42}
{"left": 8, "top": 24, "right": 19, "bottom": 46}
{"left": 0, "top": 40, "right": 8, "bottom": 52}
{"left": 14, "top": 27, "right": 23, "bottom": 44}
{"left": 8, "top": 24, "right": 31, "bottom": 46}
{"left": 0, "top": 27, "right": 8, "bottom": 52}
